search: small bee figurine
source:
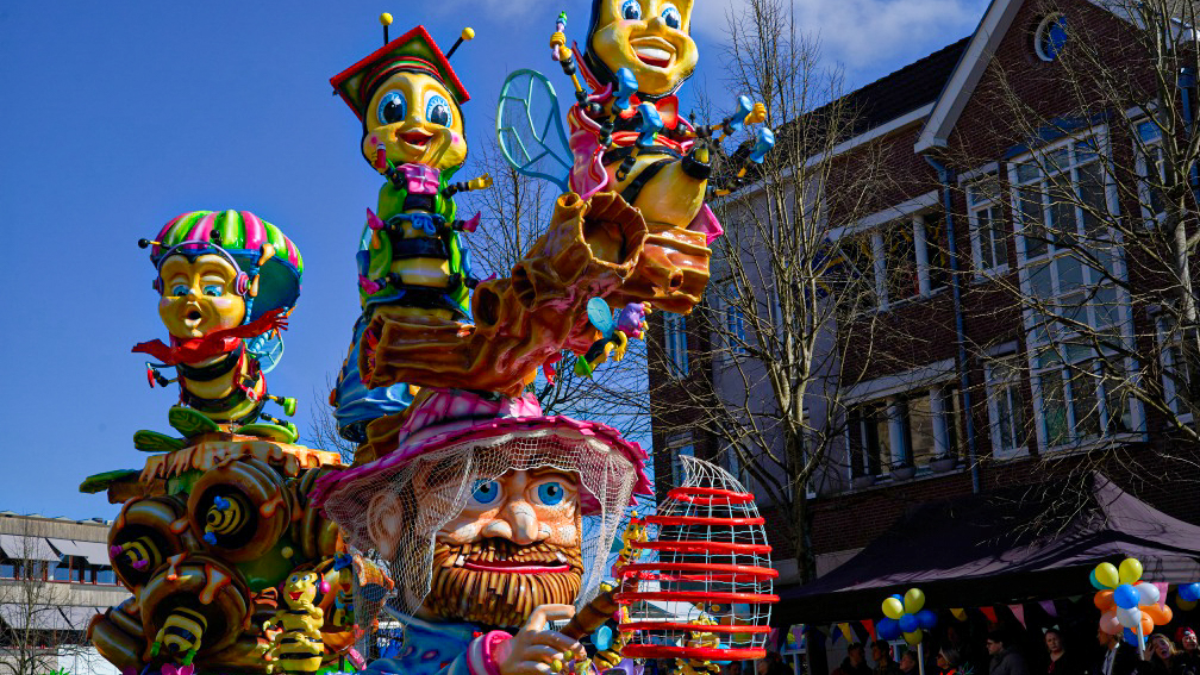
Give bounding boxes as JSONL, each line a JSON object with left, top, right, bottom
{"left": 264, "top": 571, "right": 329, "bottom": 674}
{"left": 576, "top": 299, "right": 651, "bottom": 378}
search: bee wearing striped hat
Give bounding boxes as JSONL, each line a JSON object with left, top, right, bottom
{"left": 132, "top": 210, "right": 303, "bottom": 441}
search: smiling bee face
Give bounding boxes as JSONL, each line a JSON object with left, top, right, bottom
{"left": 157, "top": 254, "right": 246, "bottom": 339}
{"left": 590, "top": 0, "right": 698, "bottom": 98}
{"left": 361, "top": 71, "right": 468, "bottom": 171}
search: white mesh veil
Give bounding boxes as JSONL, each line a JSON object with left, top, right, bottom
{"left": 322, "top": 426, "right": 640, "bottom": 624}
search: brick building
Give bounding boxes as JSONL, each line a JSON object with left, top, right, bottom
{"left": 648, "top": 0, "right": 1200, "bottom": 610}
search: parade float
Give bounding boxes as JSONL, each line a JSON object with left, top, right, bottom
{"left": 85, "top": 2, "right": 779, "bottom": 674}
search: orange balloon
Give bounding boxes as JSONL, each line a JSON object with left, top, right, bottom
{"left": 1095, "top": 591, "right": 1116, "bottom": 611}
{"left": 1144, "top": 604, "right": 1174, "bottom": 626}
{"left": 1141, "top": 613, "right": 1155, "bottom": 636}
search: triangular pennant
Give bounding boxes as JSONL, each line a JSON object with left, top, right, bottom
{"left": 1154, "top": 583, "right": 1169, "bottom": 608}
{"left": 1068, "top": 595, "right": 1084, "bottom": 603}
{"left": 862, "top": 619, "right": 877, "bottom": 641}
{"left": 831, "top": 624, "right": 842, "bottom": 643}
{"left": 840, "top": 623, "right": 857, "bottom": 644}
{"left": 980, "top": 606, "right": 998, "bottom": 623}
{"left": 1009, "top": 604, "right": 1027, "bottom": 628}
{"left": 1039, "top": 600, "right": 1058, "bottom": 617}
{"left": 951, "top": 608, "right": 968, "bottom": 622}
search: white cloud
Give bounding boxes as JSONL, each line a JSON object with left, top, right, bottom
{"left": 690, "top": 0, "right": 989, "bottom": 83}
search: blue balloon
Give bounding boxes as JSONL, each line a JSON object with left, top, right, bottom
{"left": 899, "top": 614, "right": 919, "bottom": 633}
{"left": 892, "top": 594, "right": 905, "bottom": 601}
{"left": 1181, "top": 582, "right": 1200, "bottom": 602}
{"left": 1114, "top": 584, "right": 1140, "bottom": 610}
{"left": 1124, "top": 628, "right": 1143, "bottom": 647}
{"left": 917, "top": 609, "right": 939, "bottom": 630}
{"left": 594, "top": 625, "right": 612, "bottom": 651}
{"left": 878, "top": 618, "right": 901, "bottom": 640}
{"left": 1089, "top": 569, "right": 1107, "bottom": 591}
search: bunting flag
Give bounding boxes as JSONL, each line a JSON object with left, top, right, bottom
{"left": 831, "top": 624, "right": 842, "bottom": 644}
{"left": 839, "top": 623, "right": 858, "bottom": 644}
{"left": 862, "top": 619, "right": 876, "bottom": 641}
{"left": 980, "top": 606, "right": 998, "bottom": 623}
{"left": 1068, "top": 595, "right": 1083, "bottom": 603}
{"left": 1039, "top": 600, "right": 1058, "bottom": 618}
{"left": 1009, "top": 604, "right": 1027, "bottom": 628}
{"left": 1153, "top": 583, "right": 1169, "bottom": 607}
{"left": 951, "top": 608, "right": 968, "bottom": 622}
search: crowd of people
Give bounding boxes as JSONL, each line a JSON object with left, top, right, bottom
{"left": 812, "top": 625, "right": 1200, "bottom": 675}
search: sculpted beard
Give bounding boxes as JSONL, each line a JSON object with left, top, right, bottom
{"left": 423, "top": 538, "right": 584, "bottom": 628}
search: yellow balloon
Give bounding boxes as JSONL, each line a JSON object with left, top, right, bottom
{"left": 904, "top": 588, "right": 926, "bottom": 614}
{"left": 1095, "top": 562, "right": 1120, "bottom": 589}
{"left": 904, "top": 629, "right": 924, "bottom": 645}
{"left": 1119, "top": 558, "right": 1143, "bottom": 585}
{"left": 883, "top": 597, "right": 905, "bottom": 620}
{"left": 1179, "top": 598, "right": 1198, "bottom": 611}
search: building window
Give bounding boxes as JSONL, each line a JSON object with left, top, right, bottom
{"left": 97, "top": 567, "right": 116, "bottom": 585}
{"left": 722, "top": 285, "right": 748, "bottom": 358}
{"left": 967, "top": 174, "right": 1009, "bottom": 275}
{"left": 841, "top": 211, "right": 946, "bottom": 310}
{"left": 667, "top": 432, "right": 695, "bottom": 485}
{"left": 0, "top": 560, "right": 13, "bottom": 579}
{"left": 1157, "top": 314, "right": 1195, "bottom": 420}
{"left": 1011, "top": 135, "right": 1110, "bottom": 262}
{"left": 1034, "top": 13, "right": 1068, "bottom": 61}
{"left": 848, "top": 386, "right": 961, "bottom": 477}
{"left": 52, "top": 560, "right": 70, "bottom": 582}
{"left": 662, "top": 312, "right": 689, "bottom": 377}
{"left": 1135, "top": 119, "right": 1166, "bottom": 221}
{"left": 986, "top": 353, "right": 1028, "bottom": 456}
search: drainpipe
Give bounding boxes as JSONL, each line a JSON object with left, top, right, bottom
{"left": 923, "top": 154, "right": 982, "bottom": 494}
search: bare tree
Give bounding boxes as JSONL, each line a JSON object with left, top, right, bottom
{"left": 652, "top": 0, "right": 914, "bottom": 582}
{"left": 933, "top": 0, "right": 1200, "bottom": 485}
{"left": 0, "top": 522, "right": 89, "bottom": 675}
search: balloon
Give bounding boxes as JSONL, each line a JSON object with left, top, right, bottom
{"left": 1116, "top": 606, "right": 1142, "bottom": 628}
{"left": 1124, "top": 628, "right": 1142, "bottom": 647}
{"left": 1100, "top": 610, "right": 1122, "bottom": 635}
{"left": 595, "top": 625, "right": 612, "bottom": 651}
{"left": 1181, "top": 583, "right": 1200, "bottom": 602}
{"left": 1094, "top": 591, "right": 1115, "bottom": 611}
{"left": 917, "top": 609, "right": 939, "bottom": 630}
{"left": 899, "top": 614, "right": 919, "bottom": 633}
{"left": 904, "top": 629, "right": 923, "bottom": 646}
{"left": 892, "top": 594, "right": 905, "bottom": 601}
{"left": 1143, "top": 603, "right": 1173, "bottom": 626}
{"left": 1114, "top": 584, "right": 1140, "bottom": 610}
{"left": 1137, "top": 583, "right": 1161, "bottom": 606}
{"left": 878, "top": 617, "right": 901, "bottom": 640}
{"left": 904, "top": 588, "right": 926, "bottom": 614}
{"left": 1179, "top": 598, "right": 1198, "bottom": 611}
{"left": 1090, "top": 569, "right": 1107, "bottom": 590}
{"left": 1095, "top": 562, "right": 1120, "bottom": 589}
{"left": 1140, "top": 613, "right": 1155, "bottom": 636}
{"left": 883, "top": 598, "right": 905, "bottom": 620}
{"left": 1119, "top": 558, "right": 1144, "bottom": 585}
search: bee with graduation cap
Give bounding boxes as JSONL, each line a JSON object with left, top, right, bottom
{"left": 330, "top": 18, "right": 491, "bottom": 446}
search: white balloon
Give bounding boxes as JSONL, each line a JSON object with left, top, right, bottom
{"left": 1117, "top": 606, "right": 1142, "bottom": 628}
{"left": 1137, "top": 583, "right": 1161, "bottom": 606}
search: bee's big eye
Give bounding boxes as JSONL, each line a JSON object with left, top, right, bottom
{"left": 661, "top": 4, "right": 682, "bottom": 28}
{"left": 376, "top": 91, "right": 407, "bottom": 125}
{"left": 621, "top": 0, "right": 642, "bottom": 20}
{"left": 425, "top": 94, "right": 453, "bottom": 127}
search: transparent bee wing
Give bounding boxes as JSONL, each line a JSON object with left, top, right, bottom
{"left": 497, "top": 68, "right": 573, "bottom": 193}
{"left": 245, "top": 333, "right": 285, "bottom": 374}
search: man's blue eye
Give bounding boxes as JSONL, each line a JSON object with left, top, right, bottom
{"left": 661, "top": 4, "right": 681, "bottom": 28}
{"left": 203, "top": 285, "right": 222, "bottom": 297}
{"left": 377, "top": 91, "right": 407, "bottom": 125}
{"left": 621, "top": 0, "right": 642, "bottom": 20}
{"left": 171, "top": 284, "right": 188, "bottom": 296}
{"left": 536, "top": 482, "right": 565, "bottom": 506}
{"left": 472, "top": 480, "right": 500, "bottom": 505}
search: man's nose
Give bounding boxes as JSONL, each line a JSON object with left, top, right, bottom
{"left": 485, "top": 499, "right": 543, "bottom": 545}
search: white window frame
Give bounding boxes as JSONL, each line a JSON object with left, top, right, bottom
{"left": 964, "top": 170, "right": 1010, "bottom": 278}
{"left": 662, "top": 312, "right": 690, "bottom": 378}
{"left": 1007, "top": 126, "right": 1145, "bottom": 451}
{"left": 722, "top": 285, "right": 748, "bottom": 360}
{"left": 666, "top": 432, "right": 695, "bottom": 486}
{"left": 1155, "top": 313, "right": 1195, "bottom": 423}
{"left": 844, "top": 383, "right": 961, "bottom": 480}
{"left": 984, "top": 346, "right": 1029, "bottom": 459}
{"left": 1133, "top": 117, "right": 1167, "bottom": 225}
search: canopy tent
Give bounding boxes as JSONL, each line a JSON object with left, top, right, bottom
{"left": 777, "top": 472, "right": 1200, "bottom": 625}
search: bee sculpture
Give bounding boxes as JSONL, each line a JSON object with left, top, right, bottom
{"left": 265, "top": 571, "right": 328, "bottom": 674}
{"left": 202, "top": 494, "right": 250, "bottom": 546}
{"left": 151, "top": 607, "right": 208, "bottom": 667}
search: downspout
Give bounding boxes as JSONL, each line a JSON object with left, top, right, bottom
{"left": 923, "top": 154, "right": 982, "bottom": 494}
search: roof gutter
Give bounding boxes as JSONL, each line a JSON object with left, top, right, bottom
{"left": 922, "top": 154, "right": 981, "bottom": 494}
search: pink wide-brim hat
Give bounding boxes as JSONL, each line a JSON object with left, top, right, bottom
{"left": 311, "top": 389, "right": 651, "bottom": 516}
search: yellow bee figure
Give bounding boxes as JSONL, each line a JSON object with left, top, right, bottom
{"left": 265, "top": 571, "right": 328, "bottom": 674}
{"left": 150, "top": 607, "right": 208, "bottom": 666}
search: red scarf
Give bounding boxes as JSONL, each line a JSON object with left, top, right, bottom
{"left": 133, "top": 308, "right": 288, "bottom": 366}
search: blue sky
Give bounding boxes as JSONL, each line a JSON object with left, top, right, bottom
{"left": 0, "top": 0, "right": 987, "bottom": 519}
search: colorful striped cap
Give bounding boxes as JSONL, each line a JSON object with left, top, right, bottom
{"left": 151, "top": 210, "right": 303, "bottom": 320}
{"left": 332, "top": 25, "right": 470, "bottom": 122}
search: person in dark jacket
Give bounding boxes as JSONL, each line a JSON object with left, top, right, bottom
{"left": 834, "top": 643, "right": 874, "bottom": 675}
{"left": 988, "top": 630, "right": 1031, "bottom": 675}
{"left": 874, "top": 641, "right": 902, "bottom": 675}
{"left": 1044, "top": 627, "right": 1085, "bottom": 675}
{"left": 1093, "top": 627, "right": 1140, "bottom": 675}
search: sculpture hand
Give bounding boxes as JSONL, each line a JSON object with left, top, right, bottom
{"left": 494, "top": 604, "right": 586, "bottom": 675}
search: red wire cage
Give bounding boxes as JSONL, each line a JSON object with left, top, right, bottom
{"left": 614, "top": 456, "right": 779, "bottom": 662}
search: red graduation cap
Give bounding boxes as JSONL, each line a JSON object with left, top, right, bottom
{"left": 331, "top": 25, "right": 470, "bottom": 122}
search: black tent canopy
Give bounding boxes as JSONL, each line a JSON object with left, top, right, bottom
{"left": 777, "top": 473, "right": 1200, "bottom": 625}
